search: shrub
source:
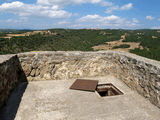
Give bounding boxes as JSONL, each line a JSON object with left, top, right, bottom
{"left": 112, "top": 44, "right": 130, "bottom": 49}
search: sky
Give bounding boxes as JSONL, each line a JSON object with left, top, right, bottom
{"left": 0, "top": 0, "right": 160, "bottom": 29}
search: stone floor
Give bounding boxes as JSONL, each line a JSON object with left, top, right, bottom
{"left": 1, "top": 76, "right": 160, "bottom": 120}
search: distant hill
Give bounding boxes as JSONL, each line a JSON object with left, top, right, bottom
{"left": 0, "top": 29, "right": 160, "bottom": 61}
{"left": 0, "top": 29, "right": 33, "bottom": 33}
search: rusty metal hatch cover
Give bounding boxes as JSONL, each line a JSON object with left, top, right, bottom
{"left": 70, "top": 79, "right": 98, "bottom": 92}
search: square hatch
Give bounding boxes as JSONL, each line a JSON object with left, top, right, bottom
{"left": 70, "top": 79, "right": 98, "bottom": 92}
{"left": 96, "top": 83, "right": 123, "bottom": 97}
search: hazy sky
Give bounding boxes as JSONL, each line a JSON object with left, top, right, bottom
{"left": 0, "top": 0, "right": 159, "bottom": 29}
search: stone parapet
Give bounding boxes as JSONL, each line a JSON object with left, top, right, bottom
{"left": 0, "top": 51, "right": 160, "bottom": 108}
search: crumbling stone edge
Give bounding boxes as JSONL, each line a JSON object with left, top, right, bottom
{"left": 0, "top": 51, "right": 160, "bottom": 108}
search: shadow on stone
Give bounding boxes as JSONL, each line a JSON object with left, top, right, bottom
{"left": 0, "top": 55, "right": 28, "bottom": 120}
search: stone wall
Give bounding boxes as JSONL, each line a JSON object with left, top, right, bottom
{"left": 0, "top": 55, "right": 27, "bottom": 108}
{"left": 0, "top": 51, "right": 160, "bottom": 108}
{"left": 17, "top": 51, "right": 160, "bottom": 108}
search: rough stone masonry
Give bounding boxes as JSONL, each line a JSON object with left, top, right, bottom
{"left": 0, "top": 51, "right": 160, "bottom": 108}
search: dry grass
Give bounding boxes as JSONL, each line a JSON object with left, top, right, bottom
{"left": 0, "top": 30, "right": 56, "bottom": 39}
{"left": 92, "top": 34, "right": 143, "bottom": 52}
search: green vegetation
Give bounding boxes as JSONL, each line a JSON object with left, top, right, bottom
{"left": 123, "top": 29, "right": 160, "bottom": 61}
{"left": 112, "top": 44, "right": 130, "bottom": 49}
{"left": 0, "top": 33, "right": 7, "bottom": 37}
{"left": 0, "top": 29, "right": 160, "bottom": 61}
{"left": 0, "top": 29, "right": 123, "bottom": 54}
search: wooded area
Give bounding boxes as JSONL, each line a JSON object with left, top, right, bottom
{"left": 0, "top": 29, "right": 160, "bottom": 61}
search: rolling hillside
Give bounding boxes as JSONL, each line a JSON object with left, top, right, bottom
{"left": 0, "top": 29, "right": 160, "bottom": 61}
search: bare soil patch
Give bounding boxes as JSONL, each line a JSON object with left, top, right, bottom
{"left": 0, "top": 30, "right": 56, "bottom": 39}
{"left": 93, "top": 35, "right": 143, "bottom": 52}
